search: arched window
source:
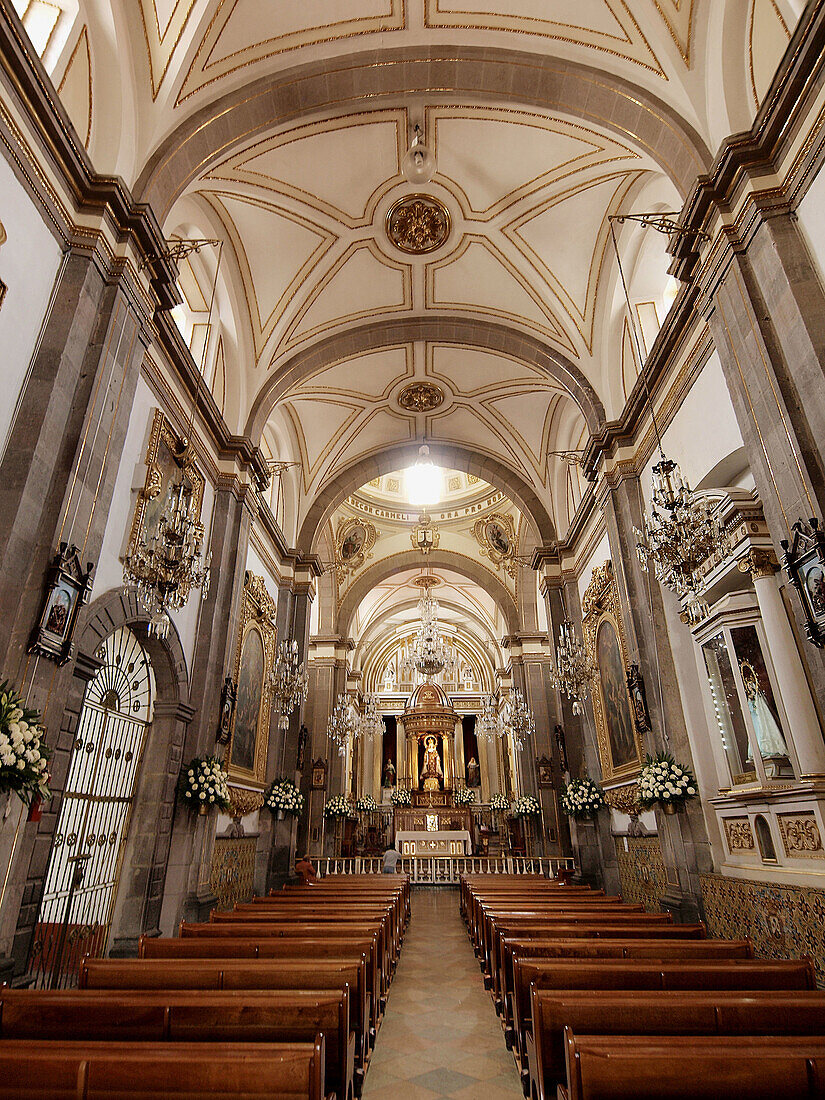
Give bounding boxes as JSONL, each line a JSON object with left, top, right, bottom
{"left": 30, "top": 626, "right": 154, "bottom": 987}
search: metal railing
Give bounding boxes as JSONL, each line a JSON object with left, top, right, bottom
{"left": 316, "top": 855, "right": 575, "bottom": 882}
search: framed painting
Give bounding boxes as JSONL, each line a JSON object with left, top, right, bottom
{"left": 781, "top": 518, "right": 825, "bottom": 647}
{"left": 334, "top": 518, "right": 377, "bottom": 583}
{"left": 127, "top": 410, "right": 205, "bottom": 581}
{"left": 29, "top": 543, "right": 94, "bottom": 665}
{"left": 227, "top": 571, "right": 277, "bottom": 786}
{"left": 582, "top": 560, "right": 644, "bottom": 782}
{"left": 311, "top": 758, "right": 327, "bottom": 790}
{"left": 473, "top": 512, "right": 517, "bottom": 577}
{"left": 536, "top": 756, "right": 554, "bottom": 787}
{"left": 217, "top": 676, "right": 237, "bottom": 745}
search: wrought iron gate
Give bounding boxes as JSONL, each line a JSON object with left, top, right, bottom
{"left": 30, "top": 626, "right": 153, "bottom": 987}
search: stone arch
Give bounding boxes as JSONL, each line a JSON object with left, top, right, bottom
{"left": 337, "top": 550, "right": 521, "bottom": 637}
{"left": 248, "top": 317, "right": 605, "bottom": 442}
{"left": 135, "top": 46, "right": 712, "bottom": 218}
{"left": 14, "top": 588, "right": 193, "bottom": 969}
{"left": 298, "top": 442, "right": 558, "bottom": 555}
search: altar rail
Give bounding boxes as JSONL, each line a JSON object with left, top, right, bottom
{"left": 316, "top": 855, "right": 576, "bottom": 883}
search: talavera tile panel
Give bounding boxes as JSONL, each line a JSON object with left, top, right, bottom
{"left": 701, "top": 872, "right": 825, "bottom": 986}
{"left": 210, "top": 836, "right": 256, "bottom": 910}
{"left": 614, "top": 836, "right": 667, "bottom": 912}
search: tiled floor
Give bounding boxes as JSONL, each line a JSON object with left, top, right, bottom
{"left": 361, "top": 888, "right": 523, "bottom": 1100}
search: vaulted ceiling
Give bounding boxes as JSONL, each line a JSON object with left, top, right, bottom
{"left": 34, "top": 0, "right": 802, "bottom": 550}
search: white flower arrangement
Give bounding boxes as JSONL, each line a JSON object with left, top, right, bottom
{"left": 265, "top": 777, "right": 305, "bottom": 817}
{"left": 559, "top": 777, "right": 606, "bottom": 820}
{"left": 179, "top": 755, "right": 230, "bottom": 812}
{"left": 390, "top": 786, "right": 411, "bottom": 806}
{"left": 638, "top": 752, "right": 697, "bottom": 810}
{"left": 511, "top": 794, "right": 542, "bottom": 818}
{"left": 489, "top": 792, "right": 510, "bottom": 813}
{"left": 355, "top": 794, "right": 378, "bottom": 813}
{"left": 324, "top": 794, "right": 355, "bottom": 819}
{"left": 453, "top": 786, "right": 476, "bottom": 805}
{"left": 0, "top": 681, "right": 50, "bottom": 806}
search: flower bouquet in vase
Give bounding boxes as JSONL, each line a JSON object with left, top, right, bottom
{"left": 559, "top": 777, "right": 606, "bottom": 821}
{"left": 179, "top": 756, "right": 230, "bottom": 815}
{"left": 638, "top": 752, "right": 697, "bottom": 814}
{"left": 0, "top": 681, "right": 51, "bottom": 809}
{"left": 453, "top": 786, "right": 476, "bottom": 806}
{"left": 265, "top": 778, "right": 305, "bottom": 820}
{"left": 390, "top": 786, "right": 411, "bottom": 806}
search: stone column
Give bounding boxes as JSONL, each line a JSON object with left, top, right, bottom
{"left": 697, "top": 219, "right": 825, "bottom": 710}
{"left": 599, "top": 473, "right": 713, "bottom": 919}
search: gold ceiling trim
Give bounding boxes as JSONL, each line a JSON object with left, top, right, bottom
{"left": 138, "top": 0, "right": 199, "bottom": 100}
{"left": 56, "top": 25, "right": 92, "bottom": 148}
{"left": 283, "top": 395, "right": 365, "bottom": 492}
{"left": 177, "top": 0, "right": 407, "bottom": 105}
{"left": 651, "top": 0, "right": 696, "bottom": 66}
{"left": 423, "top": 0, "right": 665, "bottom": 77}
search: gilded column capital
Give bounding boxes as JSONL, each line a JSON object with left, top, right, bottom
{"left": 737, "top": 548, "right": 779, "bottom": 579}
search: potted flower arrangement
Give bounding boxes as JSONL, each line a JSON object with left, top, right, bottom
{"left": 390, "top": 786, "right": 411, "bottom": 806}
{"left": 559, "top": 777, "right": 606, "bottom": 821}
{"left": 179, "top": 755, "right": 230, "bottom": 815}
{"left": 355, "top": 794, "right": 378, "bottom": 814}
{"left": 323, "top": 794, "right": 355, "bottom": 819}
{"left": 511, "top": 794, "right": 541, "bottom": 819}
{"left": 638, "top": 752, "right": 697, "bottom": 814}
{"left": 489, "top": 792, "right": 510, "bottom": 814}
{"left": 0, "top": 681, "right": 50, "bottom": 807}
{"left": 454, "top": 786, "right": 476, "bottom": 806}
{"left": 265, "top": 777, "right": 305, "bottom": 820}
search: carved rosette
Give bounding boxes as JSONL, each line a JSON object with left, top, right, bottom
{"left": 398, "top": 383, "right": 444, "bottom": 412}
{"left": 386, "top": 195, "right": 451, "bottom": 254}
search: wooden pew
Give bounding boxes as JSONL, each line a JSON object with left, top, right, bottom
{"left": 0, "top": 1038, "right": 326, "bottom": 1099}
{"left": 526, "top": 989, "right": 825, "bottom": 1100}
{"left": 560, "top": 1032, "right": 825, "bottom": 1100}
{"left": 0, "top": 988, "right": 354, "bottom": 1100}
{"left": 79, "top": 956, "right": 372, "bottom": 1075}
{"left": 495, "top": 935, "right": 749, "bottom": 1014}
{"left": 510, "top": 957, "right": 816, "bottom": 1067}
{"left": 142, "top": 935, "right": 385, "bottom": 1024}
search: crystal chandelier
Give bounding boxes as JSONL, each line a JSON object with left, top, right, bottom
{"left": 500, "top": 688, "right": 535, "bottom": 751}
{"left": 634, "top": 455, "right": 725, "bottom": 624}
{"left": 267, "top": 639, "right": 308, "bottom": 730}
{"left": 123, "top": 474, "right": 211, "bottom": 640}
{"left": 359, "top": 694, "right": 386, "bottom": 742}
{"left": 328, "top": 693, "right": 357, "bottom": 757}
{"left": 550, "top": 618, "right": 596, "bottom": 715}
{"left": 477, "top": 694, "right": 502, "bottom": 743}
{"left": 403, "top": 582, "right": 456, "bottom": 679}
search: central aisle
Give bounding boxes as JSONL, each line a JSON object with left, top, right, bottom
{"left": 362, "top": 887, "right": 523, "bottom": 1100}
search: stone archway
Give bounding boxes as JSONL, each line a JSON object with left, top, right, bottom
{"left": 13, "top": 588, "right": 192, "bottom": 971}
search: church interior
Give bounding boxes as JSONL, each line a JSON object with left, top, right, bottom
{"left": 2, "top": 0, "right": 825, "bottom": 1095}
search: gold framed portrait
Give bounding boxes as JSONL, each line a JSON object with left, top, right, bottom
{"left": 128, "top": 410, "right": 205, "bottom": 579}
{"left": 228, "top": 571, "right": 278, "bottom": 787}
{"left": 582, "top": 560, "right": 644, "bottom": 783}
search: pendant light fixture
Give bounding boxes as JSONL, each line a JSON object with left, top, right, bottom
{"left": 401, "top": 123, "right": 436, "bottom": 184}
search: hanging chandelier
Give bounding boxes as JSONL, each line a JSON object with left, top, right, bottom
{"left": 359, "top": 694, "right": 386, "bottom": 742}
{"left": 476, "top": 694, "right": 502, "bottom": 743}
{"left": 123, "top": 470, "right": 211, "bottom": 640}
{"left": 550, "top": 618, "right": 596, "bottom": 715}
{"left": 634, "top": 455, "right": 725, "bottom": 624}
{"left": 500, "top": 688, "right": 535, "bottom": 751}
{"left": 267, "top": 639, "right": 308, "bottom": 730}
{"left": 403, "top": 579, "right": 456, "bottom": 678}
{"left": 328, "top": 693, "right": 357, "bottom": 757}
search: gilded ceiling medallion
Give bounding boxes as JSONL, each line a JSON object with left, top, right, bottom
{"left": 398, "top": 382, "right": 445, "bottom": 412}
{"left": 412, "top": 573, "right": 443, "bottom": 588}
{"left": 386, "top": 195, "right": 451, "bottom": 255}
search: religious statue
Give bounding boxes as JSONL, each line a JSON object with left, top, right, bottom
{"left": 383, "top": 758, "right": 396, "bottom": 788}
{"left": 420, "top": 735, "right": 443, "bottom": 791}
{"left": 466, "top": 756, "right": 480, "bottom": 787}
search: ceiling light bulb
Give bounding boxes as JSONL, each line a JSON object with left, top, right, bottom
{"left": 406, "top": 445, "right": 441, "bottom": 507}
{"left": 402, "top": 125, "right": 436, "bottom": 184}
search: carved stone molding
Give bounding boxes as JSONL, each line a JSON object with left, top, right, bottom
{"left": 605, "top": 783, "right": 643, "bottom": 817}
{"left": 723, "top": 815, "right": 755, "bottom": 852}
{"left": 777, "top": 812, "right": 825, "bottom": 859}
{"left": 228, "top": 786, "right": 265, "bottom": 819}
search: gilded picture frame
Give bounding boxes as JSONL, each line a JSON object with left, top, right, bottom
{"left": 227, "top": 571, "right": 278, "bottom": 787}
{"left": 127, "top": 410, "right": 205, "bottom": 571}
{"left": 582, "top": 560, "right": 644, "bottom": 783}
{"left": 334, "top": 517, "right": 377, "bottom": 583}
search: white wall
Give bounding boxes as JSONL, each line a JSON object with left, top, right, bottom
{"left": 0, "top": 151, "right": 63, "bottom": 459}
{"left": 577, "top": 531, "right": 611, "bottom": 601}
{"left": 797, "top": 165, "right": 825, "bottom": 288}
{"left": 92, "top": 373, "right": 214, "bottom": 668}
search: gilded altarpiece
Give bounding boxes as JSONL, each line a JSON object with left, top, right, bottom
{"left": 582, "top": 561, "right": 644, "bottom": 783}
{"left": 227, "top": 571, "right": 277, "bottom": 787}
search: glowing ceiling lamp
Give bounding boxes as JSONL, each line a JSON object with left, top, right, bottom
{"left": 401, "top": 124, "right": 436, "bottom": 184}
{"left": 405, "top": 445, "right": 441, "bottom": 507}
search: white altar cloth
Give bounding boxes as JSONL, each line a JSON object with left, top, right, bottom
{"left": 396, "top": 829, "right": 471, "bottom": 856}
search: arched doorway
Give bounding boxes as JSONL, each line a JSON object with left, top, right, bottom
{"left": 30, "top": 626, "right": 154, "bottom": 987}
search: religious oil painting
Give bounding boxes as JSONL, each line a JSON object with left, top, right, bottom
{"left": 228, "top": 571, "right": 277, "bottom": 786}
{"left": 596, "top": 620, "right": 637, "bottom": 771}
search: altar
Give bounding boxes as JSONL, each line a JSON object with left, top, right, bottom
{"left": 396, "top": 830, "right": 472, "bottom": 856}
